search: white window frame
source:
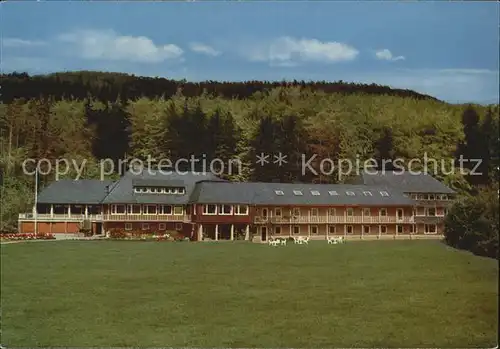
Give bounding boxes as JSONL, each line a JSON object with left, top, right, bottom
{"left": 363, "top": 208, "right": 371, "bottom": 216}
{"left": 292, "top": 208, "right": 301, "bottom": 216}
{"left": 329, "top": 208, "right": 336, "bottom": 216}
{"left": 293, "top": 190, "right": 303, "bottom": 196}
{"left": 235, "top": 205, "right": 249, "bottom": 215}
{"left": 173, "top": 206, "right": 183, "bottom": 215}
{"left": 328, "top": 225, "right": 336, "bottom": 234}
{"left": 380, "top": 191, "right": 390, "bottom": 197}
{"left": 144, "top": 205, "right": 157, "bottom": 215}
{"left": 142, "top": 223, "right": 149, "bottom": 230}
{"left": 363, "top": 225, "right": 370, "bottom": 234}
{"left": 275, "top": 190, "right": 284, "bottom": 196}
{"left": 274, "top": 226, "right": 281, "bottom": 235}
{"left": 219, "top": 204, "right": 233, "bottom": 215}
{"left": 203, "top": 204, "right": 217, "bottom": 215}
{"left": 328, "top": 190, "right": 339, "bottom": 196}
{"left": 425, "top": 224, "right": 437, "bottom": 234}
{"left": 379, "top": 208, "right": 387, "bottom": 217}
{"left": 363, "top": 191, "right": 372, "bottom": 196}
{"left": 159, "top": 223, "right": 166, "bottom": 230}
{"left": 379, "top": 225, "right": 387, "bottom": 234}
{"left": 111, "top": 204, "right": 126, "bottom": 215}
{"left": 346, "top": 225, "right": 353, "bottom": 234}
{"left": 346, "top": 191, "right": 355, "bottom": 196}
{"left": 275, "top": 208, "right": 282, "bottom": 217}
{"left": 346, "top": 208, "right": 354, "bottom": 217}
{"left": 293, "top": 226, "right": 300, "bottom": 235}
{"left": 311, "top": 190, "right": 320, "bottom": 196}
{"left": 310, "top": 225, "right": 319, "bottom": 234}
{"left": 426, "top": 207, "right": 436, "bottom": 216}
{"left": 160, "top": 205, "right": 172, "bottom": 215}
{"left": 125, "top": 223, "right": 132, "bottom": 231}
{"left": 127, "top": 204, "right": 141, "bottom": 215}
{"left": 310, "top": 208, "right": 318, "bottom": 217}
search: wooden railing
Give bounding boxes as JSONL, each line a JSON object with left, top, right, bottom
{"left": 102, "top": 214, "right": 191, "bottom": 222}
{"left": 18, "top": 213, "right": 103, "bottom": 221}
{"left": 254, "top": 216, "right": 414, "bottom": 224}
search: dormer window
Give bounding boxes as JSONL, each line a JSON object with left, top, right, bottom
{"left": 133, "top": 186, "right": 186, "bottom": 195}
{"left": 293, "top": 190, "right": 303, "bottom": 196}
{"left": 275, "top": 190, "right": 284, "bottom": 196}
{"left": 328, "top": 191, "right": 339, "bottom": 196}
{"left": 363, "top": 191, "right": 372, "bottom": 196}
{"left": 346, "top": 191, "right": 355, "bottom": 196}
{"left": 380, "top": 191, "right": 389, "bottom": 197}
{"left": 311, "top": 190, "right": 320, "bottom": 196}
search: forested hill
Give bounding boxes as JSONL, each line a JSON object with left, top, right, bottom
{"left": 1, "top": 71, "right": 440, "bottom": 103}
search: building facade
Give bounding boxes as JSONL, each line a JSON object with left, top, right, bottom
{"left": 18, "top": 169, "right": 456, "bottom": 241}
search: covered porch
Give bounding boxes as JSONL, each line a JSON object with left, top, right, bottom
{"left": 196, "top": 223, "right": 251, "bottom": 241}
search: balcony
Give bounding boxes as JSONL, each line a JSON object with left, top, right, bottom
{"left": 102, "top": 214, "right": 192, "bottom": 222}
{"left": 254, "top": 216, "right": 414, "bottom": 224}
{"left": 18, "top": 213, "right": 103, "bottom": 221}
{"left": 415, "top": 199, "right": 454, "bottom": 207}
{"left": 414, "top": 216, "right": 445, "bottom": 224}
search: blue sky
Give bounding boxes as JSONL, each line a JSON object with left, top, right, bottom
{"left": 1, "top": 1, "right": 498, "bottom": 104}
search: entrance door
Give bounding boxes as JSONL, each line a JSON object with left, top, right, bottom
{"left": 261, "top": 227, "right": 267, "bottom": 241}
{"left": 396, "top": 209, "right": 403, "bottom": 221}
{"left": 94, "top": 222, "right": 103, "bottom": 235}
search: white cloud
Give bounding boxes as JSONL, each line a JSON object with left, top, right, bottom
{"left": 189, "top": 42, "right": 221, "bottom": 56}
{"left": 243, "top": 36, "right": 359, "bottom": 65}
{"left": 375, "top": 49, "right": 405, "bottom": 61}
{"left": 57, "top": 29, "right": 183, "bottom": 63}
{"left": 3, "top": 38, "right": 46, "bottom": 47}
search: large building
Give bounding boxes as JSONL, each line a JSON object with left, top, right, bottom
{"left": 18, "top": 168, "right": 456, "bottom": 241}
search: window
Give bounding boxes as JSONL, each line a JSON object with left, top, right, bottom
{"left": 275, "top": 226, "right": 281, "bottom": 235}
{"left": 311, "top": 190, "right": 320, "bottom": 196}
{"left": 293, "top": 190, "right": 303, "bottom": 196}
{"left": 175, "top": 223, "right": 182, "bottom": 231}
{"left": 328, "top": 225, "right": 336, "bottom": 234}
{"left": 346, "top": 225, "right": 353, "bottom": 234}
{"left": 441, "top": 194, "right": 448, "bottom": 200}
{"left": 427, "top": 208, "right": 436, "bottom": 216}
{"left": 346, "top": 208, "right": 354, "bottom": 217}
{"left": 275, "top": 208, "right": 282, "bottom": 217}
{"left": 363, "top": 191, "right": 372, "bottom": 196}
{"left": 379, "top": 225, "right": 387, "bottom": 234}
{"left": 293, "top": 226, "right": 300, "bottom": 235}
{"left": 219, "top": 205, "right": 232, "bottom": 215}
{"left": 363, "top": 208, "right": 371, "bottom": 216}
{"left": 275, "top": 190, "right": 284, "bottom": 196}
{"left": 329, "top": 208, "right": 336, "bottom": 216}
{"left": 346, "top": 191, "right": 355, "bottom": 196}
{"left": 380, "top": 191, "right": 389, "bottom": 197}
{"left": 328, "top": 190, "right": 339, "bottom": 196}
{"left": 397, "top": 225, "right": 403, "bottom": 234}
{"left": 159, "top": 223, "right": 166, "bottom": 230}
{"left": 418, "top": 194, "right": 426, "bottom": 200}
{"left": 429, "top": 194, "right": 435, "bottom": 200}
{"left": 127, "top": 204, "right": 141, "bottom": 214}
{"left": 203, "top": 204, "right": 217, "bottom": 215}
{"left": 411, "top": 194, "right": 418, "bottom": 200}
{"left": 379, "top": 208, "right": 387, "bottom": 217}
{"left": 160, "top": 205, "right": 172, "bottom": 215}
{"left": 178, "top": 188, "right": 185, "bottom": 195}
{"left": 310, "top": 208, "right": 318, "bottom": 217}
{"left": 425, "top": 224, "right": 437, "bottom": 234}
{"left": 125, "top": 223, "right": 132, "bottom": 231}
{"left": 363, "top": 225, "right": 370, "bottom": 234}
{"left": 292, "top": 208, "right": 301, "bottom": 216}
{"left": 173, "top": 206, "right": 183, "bottom": 215}
{"left": 235, "top": 205, "right": 249, "bottom": 215}
{"left": 142, "top": 223, "right": 149, "bottom": 230}
{"left": 111, "top": 205, "right": 126, "bottom": 214}
{"left": 310, "top": 226, "right": 319, "bottom": 234}
{"left": 144, "top": 205, "right": 157, "bottom": 215}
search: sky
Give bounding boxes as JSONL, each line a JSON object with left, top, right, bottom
{"left": 1, "top": 1, "right": 499, "bottom": 104}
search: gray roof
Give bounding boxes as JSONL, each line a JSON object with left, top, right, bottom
{"left": 354, "top": 170, "right": 455, "bottom": 194}
{"left": 37, "top": 179, "right": 113, "bottom": 204}
{"left": 190, "top": 182, "right": 416, "bottom": 206}
{"left": 102, "top": 169, "right": 225, "bottom": 204}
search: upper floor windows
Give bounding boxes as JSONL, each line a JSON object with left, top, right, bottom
{"left": 134, "top": 186, "right": 185, "bottom": 195}
{"left": 201, "top": 204, "right": 249, "bottom": 216}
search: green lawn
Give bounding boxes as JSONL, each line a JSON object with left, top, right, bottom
{"left": 1, "top": 240, "right": 498, "bottom": 347}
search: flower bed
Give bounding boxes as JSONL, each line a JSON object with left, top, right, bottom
{"left": 0, "top": 233, "right": 56, "bottom": 241}
{"left": 107, "top": 228, "right": 189, "bottom": 242}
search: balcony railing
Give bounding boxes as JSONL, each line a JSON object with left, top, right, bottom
{"left": 415, "top": 199, "right": 454, "bottom": 207}
{"left": 18, "top": 213, "right": 103, "bottom": 221}
{"left": 254, "top": 216, "right": 414, "bottom": 224}
{"left": 102, "top": 214, "right": 192, "bottom": 222}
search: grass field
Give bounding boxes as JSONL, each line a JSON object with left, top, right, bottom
{"left": 1, "top": 240, "right": 498, "bottom": 347}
